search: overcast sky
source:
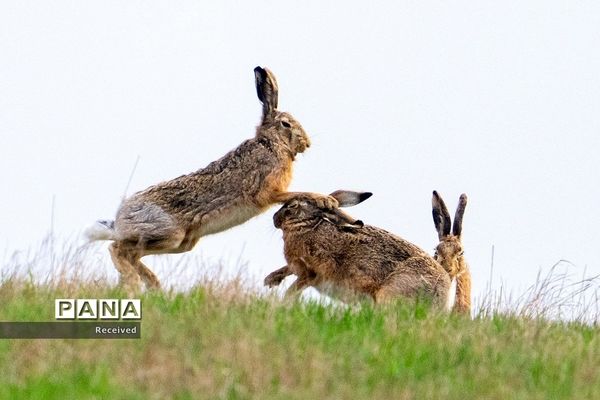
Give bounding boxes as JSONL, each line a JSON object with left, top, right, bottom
{"left": 1, "top": 1, "right": 599, "bottom": 303}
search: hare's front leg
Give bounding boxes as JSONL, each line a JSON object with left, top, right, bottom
{"left": 452, "top": 268, "right": 472, "bottom": 315}
{"left": 284, "top": 276, "right": 313, "bottom": 299}
{"left": 264, "top": 265, "right": 292, "bottom": 287}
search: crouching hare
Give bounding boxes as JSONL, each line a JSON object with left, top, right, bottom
{"left": 432, "top": 191, "right": 472, "bottom": 314}
{"left": 264, "top": 191, "right": 451, "bottom": 307}
{"left": 86, "top": 67, "right": 336, "bottom": 291}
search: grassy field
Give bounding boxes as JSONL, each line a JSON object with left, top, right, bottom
{"left": 1, "top": 273, "right": 599, "bottom": 400}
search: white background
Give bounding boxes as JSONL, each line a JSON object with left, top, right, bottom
{"left": 1, "top": 1, "right": 599, "bottom": 302}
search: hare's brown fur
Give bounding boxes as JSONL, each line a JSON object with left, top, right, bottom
{"left": 264, "top": 191, "right": 451, "bottom": 306}
{"left": 432, "top": 191, "right": 472, "bottom": 314}
{"left": 88, "top": 67, "right": 335, "bottom": 292}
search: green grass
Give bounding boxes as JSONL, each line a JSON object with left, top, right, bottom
{"left": 1, "top": 278, "right": 599, "bottom": 400}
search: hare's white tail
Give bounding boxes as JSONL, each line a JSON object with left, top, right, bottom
{"left": 84, "top": 220, "right": 117, "bottom": 241}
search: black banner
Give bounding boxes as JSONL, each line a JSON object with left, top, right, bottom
{"left": 0, "top": 322, "right": 141, "bottom": 339}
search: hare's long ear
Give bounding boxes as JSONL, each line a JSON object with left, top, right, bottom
{"left": 254, "top": 66, "right": 279, "bottom": 118}
{"left": 330, "top": 190, "right": 373, "bottom": 207}
{"left": 432, "top": 190, "right": 451, "bottom": 240}
{"left": 452, "top": 193, "right": 468, "bottom": 238}
{"left": 322, "top": 208, "right": 365, "bottom": 230}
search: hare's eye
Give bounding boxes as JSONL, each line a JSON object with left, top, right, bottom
{"left": 280, "top": 120, "right": 291, "bottom": 128}
{"left": 459, "top": 250, "right": 465, "bottom": 256}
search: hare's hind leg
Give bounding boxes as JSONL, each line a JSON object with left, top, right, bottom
{"left": 134, "top": 230, "right": 191, "bottom": 290}
{"left": 375, "top": 270, "right": 451, "bottom": 308}
{"left": 109, "top": 242, "right": 142, "bottom": 294}
{"left": 114, "top": 203, "right": 190, "bottom": 290}
{"left": 116, "top": 234, "right": 186, "bottom": 291}
{"left": 375, "top": 272, "right": 425, "bottom": 304}
{"left": 131, "top": 257, "right": 161, "bottom": 290}
{"left": 110, "top": 242, "right": 162, "bottom": 291}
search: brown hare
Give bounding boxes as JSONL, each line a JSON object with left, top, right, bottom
{"left": 264, "top": 191, "right": 451, "bottom": 307}
{"left": 86, "top": 66, "right": 336, "bottom": 291}
{"left": 432, "top": 191, "right": 471, "bottom": 314}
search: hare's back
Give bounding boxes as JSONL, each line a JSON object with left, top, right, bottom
{"left": 121, "top": 139, "right": 281, "bottom": 218}
{"left": 355, "top": 226, "right": 430, "bottom": 260}
{"left": 327, "top": 225, "right": 440, "bottom": 281}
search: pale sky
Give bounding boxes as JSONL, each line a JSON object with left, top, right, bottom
{"left": 1, "top": 1, "right": 599, "bottom": 304}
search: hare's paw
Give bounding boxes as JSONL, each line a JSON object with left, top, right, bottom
{"left": 314, "top": 194, "right": 339, "bottom": 209}
{"left": 264, "top": 268, "right": 289, "bottom": 287}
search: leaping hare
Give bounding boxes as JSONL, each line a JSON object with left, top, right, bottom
{"left": 264, "top": 191, "right": 451, "bottom": 306}
{"left": 432, "top": 191, "right": 471, "bottom": 314}
{"left": 86, "top": 67, "right": 336, "bottom": 291}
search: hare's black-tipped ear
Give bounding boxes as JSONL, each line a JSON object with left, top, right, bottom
{"left": 452, "top": 193, "right": 468, "bottom": 238}
{"left": 254, "top": 66, "right": 279, "bottom": 117}
{"left": 432, "top": 190, "right": 451, "bottom": 240}
{"left": 330, "top": 190, "right": 373, "bottom": 207}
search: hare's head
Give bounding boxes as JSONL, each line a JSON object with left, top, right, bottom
{"left": 432, "top": 191, "right": 468, "bottom": 278}
{"left": 254, "top": 66, "right": 310, "bottom": 156}
{"left": 274, "top": 190, "right": 373, "bottom": 231}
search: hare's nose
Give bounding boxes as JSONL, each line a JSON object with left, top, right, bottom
{"left": 303, "top": 135, "right": 311, "bottom": 148}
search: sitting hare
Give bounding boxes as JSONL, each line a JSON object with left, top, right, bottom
{"left": 432, "top": 191, "right": 471, "bottom": 314}
{"left": 86, "top": 67, "right": 335, "bottom": 291}
{"left": 264, "top": 191, "right": 451, "bottom": 307}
